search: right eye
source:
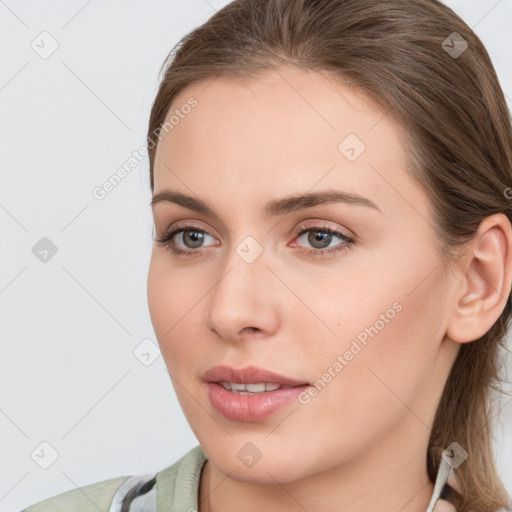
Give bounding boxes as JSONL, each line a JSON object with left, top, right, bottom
{"left": 154, "top": 224, "right": 220, "bottom": 256}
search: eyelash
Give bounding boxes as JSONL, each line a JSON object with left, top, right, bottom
{"left": 154, "top": 221, "right": 354, "bottom": 259}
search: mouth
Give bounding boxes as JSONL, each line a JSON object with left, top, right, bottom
{"left": 201, "top": 364, "right": 311, "bottom": 422}
{"left": 204, "top": 379, "right": 311, "bottom": 422}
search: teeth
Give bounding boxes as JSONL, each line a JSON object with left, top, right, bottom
{"left": 246, "top": 383, "right": 267, "bottom": 392}
{"left": 219, "top": 381, "right": 283, "bottom": 393}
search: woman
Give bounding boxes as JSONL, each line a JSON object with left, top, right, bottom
{"left": 22, "top": 0, "right": 512, "bottom": 511}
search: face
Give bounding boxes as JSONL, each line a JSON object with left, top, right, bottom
{"left": 147, "top": 66, "right": 458, "bottom": 483}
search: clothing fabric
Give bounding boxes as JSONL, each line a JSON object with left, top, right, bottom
{"left": 21, "top": 444, "right": 453, "bottom": 512}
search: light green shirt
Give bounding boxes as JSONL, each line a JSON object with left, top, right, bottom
{"left": 21, "top": 445, "right": 208, "bottom": 512}
{"left": 21, "top": 443, "right": 451, "bottom": 512}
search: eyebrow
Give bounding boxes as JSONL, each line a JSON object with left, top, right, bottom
{"left": 150, "top": 189, "right": 382, "bottom": 218}
{"left": 150, "top": 190, "right": 382, "bottom": 220}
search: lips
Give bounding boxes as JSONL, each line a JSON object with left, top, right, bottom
{"left": 201, "top": 364, "right": 309, "bottom": 387}
{"left": 202, "top": 365, "right": 311, "bottom": 422}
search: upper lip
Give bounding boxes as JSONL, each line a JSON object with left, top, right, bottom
{"left": 202, "top": 365, "right": 309, "bottom": 386}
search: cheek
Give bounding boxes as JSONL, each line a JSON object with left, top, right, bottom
{"left": 147, "top": 251, "right": 202, "bottom": 331}
{"left": 292, "top": 301, "right": 434, "bottom": 466}
{"left": 311, "top": 275, "right": 443, "bottom": 433}
{"left": 297, "top": 248, "right": 444, "bottom": 406}
{"left": 147, "top": 255, "right": 200, "bottom": 367}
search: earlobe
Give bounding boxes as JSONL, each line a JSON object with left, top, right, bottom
{"left": 445, "top": 213, "right": 512, "bottom": 344}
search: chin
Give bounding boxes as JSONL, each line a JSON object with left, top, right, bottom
{"left": 199, "top": 437, "right": 319, "bottom": 484}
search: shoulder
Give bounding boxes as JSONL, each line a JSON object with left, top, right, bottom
{"left": 20, "top": 445, "right": 208, "bottom": 512}
{"left": 20, "top": 475, "right": 131, "bottom": 512}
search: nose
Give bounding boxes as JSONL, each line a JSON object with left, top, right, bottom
{"left": 205, "top": 244, "right": 280, "bottom": 342}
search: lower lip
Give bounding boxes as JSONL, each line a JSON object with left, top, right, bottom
{"left": 205, "top": 382, "right": 309, "bottom": 422}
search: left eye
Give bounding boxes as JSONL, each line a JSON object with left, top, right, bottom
{"left": 292, "top": 225, "right": 354, "bottom": 257}
{"left": 295, "top": 227, "right": 348, "bottom": 249}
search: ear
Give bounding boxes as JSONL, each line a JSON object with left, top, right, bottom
{"left": 445, "top": 213, "right": 512, "bottom": 344}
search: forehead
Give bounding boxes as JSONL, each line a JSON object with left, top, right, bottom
{"left": 152, "top": 66, "right": 421, "bottom": 219}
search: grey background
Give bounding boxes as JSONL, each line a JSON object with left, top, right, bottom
{"left": 1, "top": 1, "right": 511, "bottom": 511}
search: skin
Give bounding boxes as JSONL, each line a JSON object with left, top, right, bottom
{"left": 147, "top": 65, "right": 512, "bottom": 512}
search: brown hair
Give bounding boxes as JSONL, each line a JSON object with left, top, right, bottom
{"left": 146, "top": 1, "right": 512, "bottom": 510}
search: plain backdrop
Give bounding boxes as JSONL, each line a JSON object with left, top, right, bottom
{"left": 1, "top": 1, "right": 511, "bottom": 511}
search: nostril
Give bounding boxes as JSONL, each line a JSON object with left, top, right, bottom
{"left": 242, "top": 327, "right": 259, "bottom": 334}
